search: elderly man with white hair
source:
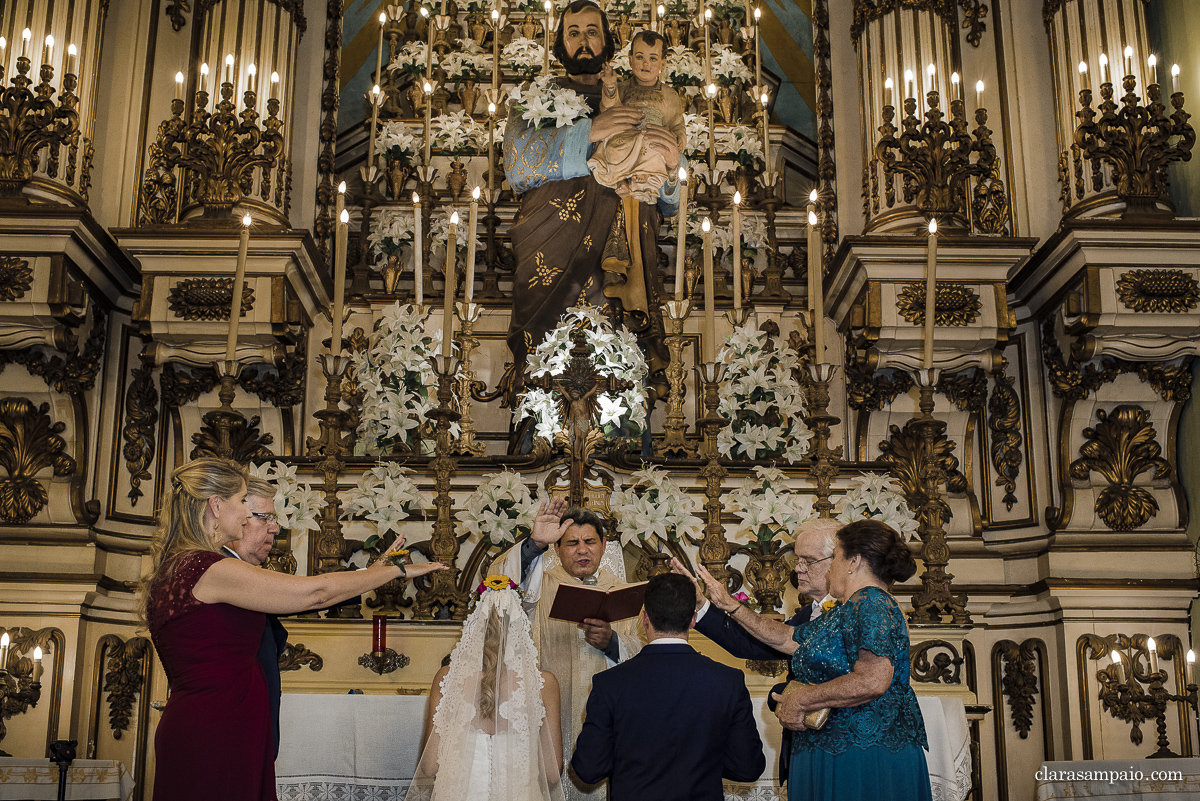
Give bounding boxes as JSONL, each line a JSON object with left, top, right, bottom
{"left": 671, "top": 517, "right": 841, "bottom": 788}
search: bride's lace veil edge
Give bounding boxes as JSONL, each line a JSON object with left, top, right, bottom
{"left": 403, "top": 588, "right": 567, "bottom": 801}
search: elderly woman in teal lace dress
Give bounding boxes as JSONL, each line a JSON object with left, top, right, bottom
{"left": 769, "top": 518, "right": 931, "bottom": 801}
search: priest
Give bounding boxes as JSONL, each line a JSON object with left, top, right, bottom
{"left": 491, "top": 497, "right": 641, "bottom": 800}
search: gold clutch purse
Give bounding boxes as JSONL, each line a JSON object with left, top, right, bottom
{"left": 789, "top": 682, "right": 831, "bottom": 730}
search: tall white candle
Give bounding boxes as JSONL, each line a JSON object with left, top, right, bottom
{"left": 544, "top": 0, "right": 553, "bottom": 74}
{"left": 442, "top": 211, "right": 459, "bottom": 357}
{"left": 923, "top": 219, "right": 937, "bottom": 370}
{"left": 492, "top": 9, "right": 502, "bottom": 92}
{"left": 423, "top": 80, "right": 433, "bottom": 165}
{"left": 333, "top": 209, "right": 349, "bottom": 355}
{"left": 465, "top": 187, "right": 480, "bottom": 303}
{"left": 753, "top": 7, "right": 762, "bottom": 93}
{"left": 413, "top": 192, "right": 424, "bottom": 306}
{"left": 675, "top": 167, "right": 688, "bottom": 300}
{"left": 376, "top": 11, "right": 387, "bottom": 86}
{"left": 702, "top": 218, "right": 715, "bottom": 363}
{"left": 732, "top": 191, "right": 742, "bottom": 310}
{"left": 226, "top": 214, "right": 252, "bottom": 362}
{"left": 807, "top": 191, "right": 823, "bottom": 360}
{"left": 367, "top": 84, "right": 382, "bottom": 177}
{"left": 760, "top": 90, "right": 770, "bottom": 173}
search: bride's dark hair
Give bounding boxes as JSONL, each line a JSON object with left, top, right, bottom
{"left": 480, "top": 608, "right": 502, "bottom": 719}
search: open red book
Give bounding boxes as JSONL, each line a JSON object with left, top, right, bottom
{"left": 547, "top": 581, "right": 649, "bottom": 624}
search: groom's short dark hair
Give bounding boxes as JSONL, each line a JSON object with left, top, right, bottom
{"left": 643, "top": 574, "right": 694, "bottom": 635}
{"left": 553, "top": 0, "right": 616, "bottom": 66}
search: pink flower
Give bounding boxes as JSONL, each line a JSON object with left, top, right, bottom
{"left": 733, "top": 592, "right": 750, "bottom": 603}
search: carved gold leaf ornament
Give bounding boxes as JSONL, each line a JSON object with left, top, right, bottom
{"left": 1116, "top": 269, "right": 1200, "bottom": 313}
{"left": 168, "top": 277, "right": 255, "bottom": 321}
{"left": 0, "top": 257, "right": 34, "bottom": 301}
{"left": 1068, "top": 406, "right": 1171, "bottom": 530}
{"left": 0, "top": 398, "right": 77, "bottom": 524}
{"left": 996, "top": 639, "right": 1039, "bottom": 739}
{"left": 897, "top": 282, "right": 982, "bottom": 326}
{"left": 96, "top": 635, "right": 152, "bottom": 739}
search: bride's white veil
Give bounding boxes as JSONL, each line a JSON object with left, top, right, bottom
{"left": 405, "top": 585, "right": 567, "bottom": 801}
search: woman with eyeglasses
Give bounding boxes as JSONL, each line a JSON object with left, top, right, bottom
{"left": 139, "top": 458, "right": 446, "bottom": 801}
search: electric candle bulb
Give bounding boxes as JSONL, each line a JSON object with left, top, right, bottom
{"left": 0, "top": 38, "right": 6, "bottom": 60}
{"left": 1148, "top": 637, "right": 1159, "bottom": 674}
{"left": 810, "top": 188, "right": 818, "bottom": 204}
{"left": 270, "top": 71, "right": 280, "bottom": 100}
{"left": 424, "top": 80, "right": 432, "bottom": 94}
{"left": 224, "top": 53, "right": 234, "bottom": 83}
{"left": 705, "top": 8, "right": 712, "bottom": 20}
{"left": 340, "top": 209, "right": 349, "bottom": 224}
{"left": 950, "top": 72, "right": 960, "bottom": 101}
{"left": 1172, "top": 63, "right": 1181, "bottom": 94}
{"left": 1124, "top": 45, "right": 1133, "bottom": 77}
{"left": 1148, "top": 54, "right": 1158, "bottom": 85}
{"left": 975, "top": 79, "right": 985, "bottom": 108}
{"left": 488, "top": 101, "right": 497, "bottom": 114}
{"left": 243, "top": 213, "right": 252, "bottom": 227}
{"left": 754, "top": 7, "right": 761, "bottom": 21}
{"left": 884, "top": 77, "right": 894, "bottom": 106}
{"left": 421, "top": 6, "right": 429, "bottom": 17}
{"left": 175, "top": 71, "right": 184, "bottom": 100}
{"left": 200, "top": 62, "right": 209, "bottom": 93}
{"left": 808, "top": 210, "right": 817, "bottom": 226}
{"left": 929, "top": 218, "right": 937, "bottom": 235}
{"left": 1078, "top": 61, "right": 1087, "bottom": 74}
{"left": 43, "top": 34, "right": 53, "bottom": 65}
{"left": 904, "top": 69, "right": 914, "bottom": 99}
{"left": 20, "top": 29, "right": 31, "bottom": 59}
{"left": 658, "top": 4, "right": 665, "bottom": 16}
{"left": 702, "top": 218, "right": 710, "bottom": 232}
{"left": 760, "top": 90, "right": 768, "bottom": 106}
{"left": 926, "top": 63, "right": 935, "bottom": 79}
{"left": 1187, "top": 650, "right": 1195, "bottom": 685}
{"left": 338, "top": 180, "right": 347, "bottom": 194}
{"left": 707, "top": 83, "right": 716, "bottom": 98}
{"left": 1099, "top": 53, "right": 1108, "bottom": 82}
{"left": 66, "top": 43, "right": 76, "bottom": 74}
{"left": 247, "top": 63, "right": 257, "bottom": 92}
{"left": 380, "top": 11, "right": 387, "bottom": 23}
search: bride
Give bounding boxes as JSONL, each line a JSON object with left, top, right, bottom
{"left": 406, "top": 575, "right": 566, "bottom": 801}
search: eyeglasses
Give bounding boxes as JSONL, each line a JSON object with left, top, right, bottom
{"left": 250, "top": 511, "right": 277, "bottom": 523}
{"left": 795, "top": 555, "right": 833, "bottom": 572}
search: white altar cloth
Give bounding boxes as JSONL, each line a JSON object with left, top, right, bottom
{"left": 0, "top": 759, "right": 134, "bottom": 801}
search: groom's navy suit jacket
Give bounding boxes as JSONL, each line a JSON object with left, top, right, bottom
{"left": 571, "top": 642, "right": 765, "bottom": 801}
{"left": 694, "top": 601, "right": 815, "bottom": 783}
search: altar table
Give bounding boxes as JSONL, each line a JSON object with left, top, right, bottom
{"left": 1034, "top": 758, "right": 1200, "bottom": 801}
{"left": 277, "top": 691, "right": 972, "bottom": 801}
{"left": 0, "top": 759, "right": 134, "bottom": 801}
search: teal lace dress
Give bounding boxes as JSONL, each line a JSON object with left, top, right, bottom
{"left": 786, "top": 586, "right": 931, "bottom": 801}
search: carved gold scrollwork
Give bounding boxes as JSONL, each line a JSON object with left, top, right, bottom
{"left": 96, "top": 635, "right": 151, "bottom": 740}
{"left": 0, "top": 257, "right": 34, "bottom": 301}
{"left": 910, "top": 639, "right": 964, "bottom": 684}
{"left": 167, "top": 277, "right": 255, "bottom": 321}
{"left": 1068, "top": 405, "right": 1170, "bottom": 531}
{"left": 937, "top": 368, "right": 987, "bottom": 413}
{"left": 897, "top": 282, "right": 982, "bottom": 327}
{"left": 851, "top": 0, "right": 959, "bottom": 43}
{"left": 160, "top": 362, "right": 219, "bottom": 409}
{"left": 959, "top": 0, "right": 988, "bottom": 47}
{"left": 1116, "top": 269, "right": 1200, "bottom": 313}
{"left": 0, "top": 306, "right": 108, "bottom": 396}
{"left": 278, "top": 643, "right": 324, "bottom": 673}
{"left": 995, "top": 639, "right": 1039, "bottom": 739}
{"left": 988, "top": 361, "right": 1023, "bottom": 511}
{"left": 813, "top": 0, "right": 838, "bottom": 261}
{"left": 1041, "top": 318, "right": 1194, "bottom": 402}
{"left": 165, "top": 1, "right": 191, "bottom": 31}
{"left": 314, "top": 0, "right": 344, "bottom": 265}
{"left": 191, "top": 415, "right": 274, "bottom": 462}
{"left": 846, "top": 361, "right": 913, "bottom": 412}
{"left": 879, "top": 419, "right": 969, "bottom": 500}
{"left": 0, "top": 398, "right": 76, "bottom": 523}
{"left": 122, "top": 354, "right": 158, "bottom": 505}
{"left": 972, "top": 157, "right": 1011, "bottom": 234}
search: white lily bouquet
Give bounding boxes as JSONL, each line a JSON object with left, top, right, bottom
{"left": 502, "top": 37, "right": 548, "bottom": 81}
{"left": 508, "top": 74, "right": 591, "bottom": 130}
{"left": 710, "top": 43, "right": 753, "bottom": 86}
{"left": 431, "top": 110, "right": 486, "bottom": 157}
{"left": 610, "top": 40, "right": 632, "bottom": 79}
{"left": 610, "top": 466, "right": 702, "bottom": 548}
{"left": 724, "top": 211, "right": 768, "bottom": 270}
{"left": 378, "top": 122, "right": 422, "bottom": 166}
{"left": 683, "top": 113, "right": 708, "bottom": 160}
{"left": 442, "top": 45, "right": 489, "bottom": 85}
{"left": 719, "top": 125, "right": 765, "bottom": 169}
{"left": 516, "top": 305, "right": 648, "bottom": 443}
{"left": 716, "top": 323, "right": 811, "bottom": 463}
{"left": 368, "top": 207, "right": 416, "bottom": 260}
{"left": 837, "top": 472, "right": 920, "bottom": 541}
{"left": 353, "top": 303, "right": 454, "bottom": 455}
{"left": 456, "top": 471, "right": 539, "bottom": 546}
{"left": 249, "top": 461, "right": 326, "bottom": 530}
{"left": 727, "top": 466, "right": 815, "bottom": 553}
{"left": 389, "top": 41, "right": 439, "bottom": 80}
{"left": 667, "top": 46, "right": 704, "bottom": 91}
{"left": 341, "top": 463, "right": 431, "bottom": 553}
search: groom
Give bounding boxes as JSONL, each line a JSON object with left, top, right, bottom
{"left": 571, "top": 574, "right": 765, "bottom": 800}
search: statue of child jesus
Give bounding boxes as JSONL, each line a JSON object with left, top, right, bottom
{"left": 587, "top": 30, "right": 687, "bottom": 204}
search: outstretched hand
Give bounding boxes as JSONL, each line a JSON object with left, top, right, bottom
{"left": 695, "top": 564, "right": 739, "bottom": 613}
{"left": 405, "top": 562, "right": 448, "bottom": 578}
{"left": 531, "top": 497, "right": 570, "bottom": 547}
{"left": 669, "top": 557, "right": 706, "bottom": 611}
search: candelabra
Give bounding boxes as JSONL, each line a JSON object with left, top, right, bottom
{"left": 304, "top": 355, "right": 358, "bottom": 616}
{"left": 477, "top": 182, "right": 505, "bottom": 299}
{"left": 690, "top": 362, "right": 734, "bottom": 587}
{"left": 755, "top": 171, "right": 790, "bottom": 301}
{"left": 0, "top": 639, "right": 43, "bottom": 757}
{"left": 1097, "top": 635, "right": 1198, "bottom": 758}
{"left": 451, "top": 302, "right": 486, "bottom": 456}
{"left": 805, "top": 362, "right": 842, "bottom": 517}
{"left": 148, "top": 78, "right": 283, "bottom": 219}
{"left": 413, "top": 355, "right": 468, "bottom": 620}
{"left": 0, "top": 53, "right": 80, "bottom": 200}
{"left": 875, "top": 91, "right": 996, "bottom": 222}
{"left": 1074, "top": 75, "right": 1195, "bottom": 217}
{"left": 900, "top": 370, "right": 970, "bottom": 625}
{"left": 200, "top": 361, "right": 245, "bottom": 460}
{"left": 654, "top": 300, "right": 694, "bottom": 458}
